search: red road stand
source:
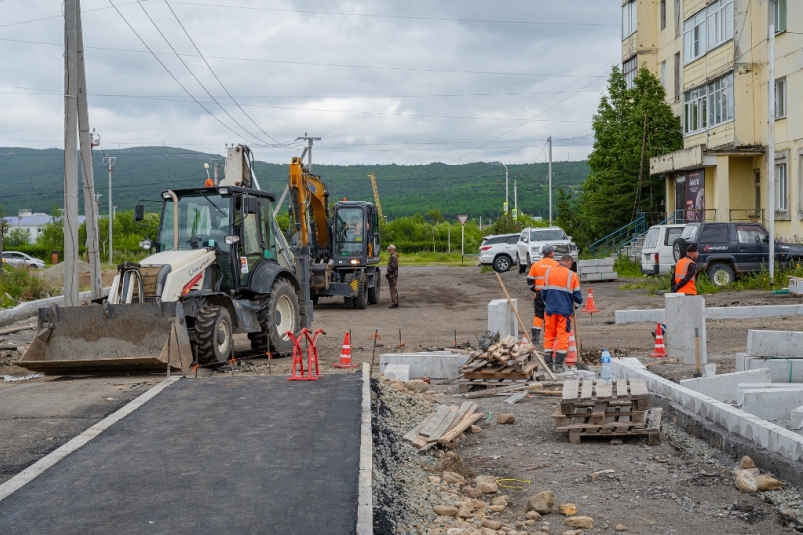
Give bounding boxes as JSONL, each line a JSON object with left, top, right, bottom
{"left": 286, "top": 328, "right": 325, "bottom": 381}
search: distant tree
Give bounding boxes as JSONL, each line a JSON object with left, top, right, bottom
{"left": 36, "top": 206, "right": 64, "bottom": 253}
{"left": 426, "top": 209, "right": 444, "bottom": 224}
{"left": 5, "top": 228, "right": 31, "bottom": 248}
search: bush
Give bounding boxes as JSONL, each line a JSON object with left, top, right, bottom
{"left": 0, "top": 264, "right": 57, "bottom": 306}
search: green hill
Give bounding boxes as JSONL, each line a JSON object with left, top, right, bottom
{"left": 0, "top": 146, "right": 587, "bottom": 220}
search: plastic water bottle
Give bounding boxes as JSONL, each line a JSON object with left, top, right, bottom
{"left": 600, "top": 348, "right": 612, "bottom": 383}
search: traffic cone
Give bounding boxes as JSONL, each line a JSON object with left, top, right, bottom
{"left": 649, "top": 323, "right": 668, "bottom": 358}
{"left": 333, "top": 332, "right": 358, "bottom": 368}
{"left": 521, "top": 335, "right": 529, "bottom": 345}
{"left": 566, "top": 331, "right": 578, "bottom": 367}
{"left": 583, "top": 288, "right": 600, "bottom": 314}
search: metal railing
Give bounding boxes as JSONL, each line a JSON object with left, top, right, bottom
{"left": 729, "top": 209, "right": 765, "bottom": 226}
{"left": 672, "top": 208, "right": 718, "bottom": 223}
{"left": 590, "top": 212, "right": 646, "bottom": 258}
{"left": 615, "top": 212, "right": 677, "bottom": 258}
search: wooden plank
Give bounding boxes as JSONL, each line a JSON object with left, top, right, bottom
{"left": 580, "top": 380, "right": 593, "bottom": 400}
{"left": 629, "top": 378, "right": 649, "bottom": 397}
{"left": 0, "top": 323, "right": 36, "bottom": 336}
{"left": 411, "top": 436, "right": 433, "bottom": 449}
{"left": 462, "top": 384, "right": 527, "bottom": 398}
{"left": 645, "top": 407, "right": 663, "bottom": 431}
{"left": 591, "top": 401, "right": 607, "bottom": 425}
{"left": 438, "top": 412, "right": 485, "bottom": 444}
{"left": 427, "top": 406, "right": 460, "bottom": 442}
{"left": 595, "top": 381, "right": 613, "bottom": 399}
{"left": 614, "top": 378, "right": 627, "bottom": 398}
{"left": 504, "top": 391, "right": 528, "bottom": 404}
{"left": 562, "top": 380, "right": 579, "bottom": 401}
{"left": 403, "top": 412, "right": 438, "bottom": 443}
{"left": 420, "top": 405, "right": 451, "bottom": 437}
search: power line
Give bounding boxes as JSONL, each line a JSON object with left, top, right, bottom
{"left": 0, "top": 1, "right": 139, "bottom": 29}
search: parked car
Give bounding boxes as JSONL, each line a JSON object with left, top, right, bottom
{"left": 672, "top": 222, "right": 803, "bottom": 286}
{"left": 479, "top": 233, "right": 520, "bottom": 272}
{"left": 515, "top": 227, "right": 578, "bottom": 273}
{"left": 2, "top": 251, "right": 45, "bottom": 269}
{"left": 640, "top": 224, "right": 686, "bottom": 275}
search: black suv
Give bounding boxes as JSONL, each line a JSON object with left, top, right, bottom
{"left": 672, "top": 222, "right": 803, "bottom": 286}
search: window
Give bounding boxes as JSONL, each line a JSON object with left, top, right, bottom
{"left": 660, "top": 1, "right": 667, "bottom": 30}
{"left": 506, "top": 236, "right": 519, "bottom": 245}
{"left": 707, "top": 0, "right": 733, "bottom": 50}
{"left": 665, "top": 227, "right": 684, "bottom": 246}
{"left": 644, "top": 227, "right": 660, "bottom": 249}
{"left": 736, "top": 225, "right": 768, "bottom": 244}
{"left": 777, "top": 163, "right": 788, "bottom": 212}
{"left": 674, "top": 0, "right": 681, "bottom": 38}
{"left": 684, "top": 10, "right": 707, "bottom": 63}
{"left": 684, "top": 86, "right": 707, "bottom": 134}
{"left": 708, "top": 72, "right": 734, "bottom": 127}
{"left": 530, "top": 229, "right": 568, "bottom": 241}
{"left": 623, "top": 56, "right": 637, "bottom": 89}
{"left": 622, "top": 0, "right": 637, "bottom": 39}
{"left": 660, "top": 61, "right": 667, "bottom": 89}
{"left": 774, "top": 0, "right": 787, "bottom": 33}
{"left": 700, "top": 224, "right": 729, "bottom": 243}
{"left": 674, "top": 53, "right": 680, "bottom": 100}
{"left": 775, "top": 78, "right": 787, "bottom": 118}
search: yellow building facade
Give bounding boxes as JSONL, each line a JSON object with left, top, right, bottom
{"left": 621, "top": 0, "right": 802, "bottom": 240}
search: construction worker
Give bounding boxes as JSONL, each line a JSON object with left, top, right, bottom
{"left": 526, "top": 245, "right": 558, "bottom": 344}
{"left": 673, "top": 243, "right": 699, "bottom": 295}
{"left": 386, "top": 244, "right": 399, "bottom": 309}
{"left": 542, "top": 254, "right": 583, "bottom": 372}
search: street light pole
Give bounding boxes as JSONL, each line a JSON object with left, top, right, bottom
{"left": 102, "top": 155, "right": 116, "bottom": 263}
{"left": 548, "top": 136, "right": 553, "bottom": 226}
{"left": 494, "top": 161, "right": 509, "bottom": 214}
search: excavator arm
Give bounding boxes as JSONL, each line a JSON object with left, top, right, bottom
{"left": 288, "top": 156, "right": 330, "bottom": 249}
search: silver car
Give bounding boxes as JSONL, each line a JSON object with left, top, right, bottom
{"left": 2, "top": 251, "right": 46, "bottom": 269}
{"left": 479, "top": 233, "right": 520, "bottom": 272}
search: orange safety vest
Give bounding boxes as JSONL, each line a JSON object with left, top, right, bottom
{"left": 674, "top": 257, "right": 697, "bottom": 295}
{"left": 543, "top": 266, "right": 580, "bottom": 294}
{"left": 527, "top": 257, "right": 559, "bottom": 291}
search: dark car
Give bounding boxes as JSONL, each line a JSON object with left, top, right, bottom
{"left": 672, "top": 222, "right": 803, "bottom": 286}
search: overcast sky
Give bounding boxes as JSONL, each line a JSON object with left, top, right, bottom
{"left": 0, "top": 0, "right": 620, "bottom": 165}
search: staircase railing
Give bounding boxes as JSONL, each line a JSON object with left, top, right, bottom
{"left": 589, "top": 213, "right": 646, "bottom": 258}
{"left": 615, "top": 213, "right": 676, "bottom": 257}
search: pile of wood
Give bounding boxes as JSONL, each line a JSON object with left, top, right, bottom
{"left": 484, "top": 336, "right": 535, "bottom": 363}
{"left": 458, "top": 337, "right": 541, "bottom": 392}
{"left": 403, "top": 402, "right": 484, "bottom": 451}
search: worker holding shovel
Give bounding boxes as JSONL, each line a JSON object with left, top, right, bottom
{"left": 542, "top": 254, "right": 583, "bottom": 372}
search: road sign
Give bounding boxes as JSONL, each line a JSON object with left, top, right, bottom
{"left": 457, "top": 215, "right": 469, "bottom": 225}
{"left": 512, "top": 208, "right": 518, "bottom": 220}
{"left": 503, "top": 202, "right": 509, "bottom": 215}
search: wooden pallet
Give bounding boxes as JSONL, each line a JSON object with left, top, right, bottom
{"left": 552, "top": 405, "right": 645, "bottom": 428}
{"left": 559, "top": 407, "right": 663, "bottom": 446}
{"left": 560, "top": 378, "right": 649, "bottom": 415}
{"left": 461, "top": 351, "right": 539, "bottom": 380}
{"left": 458, "top": 378, "right": 529, "bottom": 393}
{"left": 403, "top": 402, "right": 485, "bottom": 450}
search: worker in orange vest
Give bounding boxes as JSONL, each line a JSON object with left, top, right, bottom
{"left": 542, "top": 254, "right": 583, "bottom": 372}
{"left": 526, "top": 245, "right": 558, "bottom": 344}
{"left": 673, "top": 243, "right": 699, "bottom": 295}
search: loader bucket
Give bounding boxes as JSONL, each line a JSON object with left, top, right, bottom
{"left": 17, "top": 301, "right": 194, "bottom": 374}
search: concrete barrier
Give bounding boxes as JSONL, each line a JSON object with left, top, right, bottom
{"left": 488, "top": 298, "right": 517, "bottom": 339}
{"left": 0, "top": 289, "right": 109, "bottom": 328}
{"left": 739, "top": 388, "right": 803, "bottom": 421}
{"left": 678, "top": 369, "right": 771, "bottom": 402}
{"left": 616, "top": 304, "right": 803, "bottom": 324}
{"left": 741, "top": 356, "right": 803, "bottom": 383}
{"left": 747, "top": 330, "right": 803, "bottom": 358}
{"left": 379, "top": 352, "right": 470, "bottom": 379}
{"left": 383, "top": 364, "right": 410, "bottom": 381}
{"left": 736, "top": 383, "right": 803, "bottom": 406}
{"left": 792, "top": 406, "right": 803, "bottom": 430}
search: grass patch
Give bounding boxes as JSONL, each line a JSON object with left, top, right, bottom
{"left": 0, "top": 265, "right": 58, "bottom": 307}
{"left": 380, "top": 251, "right": 477, "bottom": 267}
{"left": 480, "top": 264, "right": 494, "bottom": 274}
{"left": 613, "top": 257, "right": 642, "bottom": 278}
{"left": 619, "top": 272, "right": 671, "bottom": 293}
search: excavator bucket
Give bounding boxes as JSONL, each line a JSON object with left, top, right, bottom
{"left": 17, "top": 301, "right": 194, "bottom": 374}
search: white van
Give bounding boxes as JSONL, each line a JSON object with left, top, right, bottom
{"left": 640, "top": 224, "right": 686, "bottom": 275}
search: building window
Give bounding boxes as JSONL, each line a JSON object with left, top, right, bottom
{"left": 708, "top": 72, "right": 734, "bottom": 127}
{"left": 707, "top": 0, "right": 733, "bottom": 50}
{"left": 775, "top": 78, "right": 787, "bottom": 118}
{"left": 774, "top": 0, "right": 787, "bottom": 33}
{"left": 674, "top": 53, "right": 680, "bottom": 101}
{"left": 660, "top": 1, "right": 667, "bottom": 30}
{"left": 622, "top": 0, "right": 637, "bottom": 39}
{"left": 684, "top": 86, "right": 707, "bottom": 134}
{"left": 660, "top": 61, "right": 667, "bottom": 89}
{"left": 684, "top": 10, "right": 707, "bottom": 64}
{"left": 777, "top": 163, "right": 788, "bottom": 212}
{"left": 623, "top": 56, "right": 637, "bottom": 89}
{"left": 674, "top": 0, "right": 681, "bottom": 38}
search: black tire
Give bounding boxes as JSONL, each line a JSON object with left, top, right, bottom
{"left": 353, "top": 275, "right": 368, "bottom": 309}
{"left": 344, "top": 297, "right": 353, "bottom": 307}
{"left": 195, "top": 305, "right": 233, "bottom": 365}
{"left": 517, "top": 256, "right": 526, "bottom": 274}
{"left": 708, "top": 263, "right": 734, "bottom": 287}
{"left": 672, "top": 238, "right": 688, "bottom": 262}
{"left": 368, "top": 270, "right": 381, "bottom": 304}
{"left": 266, "top": 278, "right": 301, "bottom": 356}
{"left": 493, "top": 255, "right": 512, "bottom": 273}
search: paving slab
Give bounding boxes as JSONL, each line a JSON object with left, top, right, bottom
{"left": 739, "top": 388, "right": 803, "bottom": 421}
{"left": 736, "top": 383, "right": 803, "bottom": 406}
{"left": 747, "top": 330, "right": 803, "bottom": 358}
{"left": 379, "top": 352, "right": 469, "bottom": 379}
{"left": 741, "top": 356, "right": 803, "bottom": 383}
{"left": 0, "top": 374, "right": 362, "bottom": 535}
{"left": 679, "top": 369, "right": 771, "bottom": 402}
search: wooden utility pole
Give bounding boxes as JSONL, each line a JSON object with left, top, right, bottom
{"left": 75, "top": 0, "right": 102, "bottom": 298}
{"left": 63, "top": 0, "right": 80, "bottom": 306}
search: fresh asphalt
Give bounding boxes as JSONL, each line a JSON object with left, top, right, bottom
{"left": 0, "top": 373, "right": 362, "bottom": 535}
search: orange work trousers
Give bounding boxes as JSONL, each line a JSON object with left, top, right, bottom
{"left": 544, "top": 313, "right": 570, "bottom": 353}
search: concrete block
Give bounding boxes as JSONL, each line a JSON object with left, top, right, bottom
{"left": 740, "top": 388, "right": 803, "bottom": 421}
{"left": 791, "top": 406, "right": 803, "bottom": 429}
{"left": 577, "top": 258, "right": 615, "bottom": 268}
{"left": 665, "top": 294, "right": 707, "bottom": 365}
{"left": 383, "top": 364, "right": 410, "bottom": 381}
{"left": 488, "top": 298, "right": 517, "bottom": 339}
{"left": 790, "top": 278, "right": 803, "bottom": 297}
{"left": 615, "top": 308, "right": 665, "bottom": 324}
{"left": 735, "top": 353, "right": 749, "bottom": 372}
{"left": 737, "top": 383, "right": 803, "bottom": 406}
{"left": 579, "top": 272, "right": 617, "bottom": 282}
{"left": 615, "top": 304, "right": 803, "bottom": 325}
{"left": 704, "top": 363, "right": 717, "bottom": 377}
{"left": 679, "top": 369, "right": 771, "bottom": 402}
{"left": 379, "top": 352, "right": 470, "bottom": 380}
{"left": 742, "top": 356, "right": 803, "bottom": 383}
{"left": 747, "top": 330, "right": 803, "bottom": 358}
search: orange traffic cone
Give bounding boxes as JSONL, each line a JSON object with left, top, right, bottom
{"left": 333, "top": 332, "right": 359, "bottom": 368}
{"left": 566, "top": 331, "right": 578, "bottom": 366}
{"left": 583, "top": 288, "right": 600, "bottom": 314}
{"left": 649, "top": 323, "right": 668, "bottom": 358}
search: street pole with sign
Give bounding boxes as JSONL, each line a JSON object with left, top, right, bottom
{"left": 457, "top": 215, "right": 469, "bottom": 263}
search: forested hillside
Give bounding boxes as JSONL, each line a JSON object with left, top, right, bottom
{"left": 0, "top": 147, "right": 587, "bottom": 220}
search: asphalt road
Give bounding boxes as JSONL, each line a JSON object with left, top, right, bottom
{"left": 0, "top": 374, "right": 362, "bottom": 535}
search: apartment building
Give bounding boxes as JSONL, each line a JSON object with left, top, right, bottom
{"left": 621, "top": 0, "right": 802, "bottom": 240}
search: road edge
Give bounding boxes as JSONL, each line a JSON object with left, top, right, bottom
{"left": 0, "top": 375, "right": 182, "bottom": 503}
{"left": 357, "top": 362, "right": 373, "bottom": 534}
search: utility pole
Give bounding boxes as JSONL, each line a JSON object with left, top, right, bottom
{"left": 768, "top": 22, "right": 776, "bottom": 280}
{"left": 548, "top": 136, "right": 553, "bottom": 226}
{"left": 102, "top": 154, "right": 117, "bottom": 263}
{"left": 296, "top": 133, "right": 321, "bottom": 172}
{"left": 514, "top": 180, "right": 518, "bottom": 213}
{"left": 63, "top": 0, "right": 80, "bottom": 306}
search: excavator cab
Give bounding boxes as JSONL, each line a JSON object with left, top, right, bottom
{"left": 333, "top": 202, "right": 380, "bottom": 264}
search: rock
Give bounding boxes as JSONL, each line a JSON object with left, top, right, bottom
{"left": 564, "top": 516, "right": 594, "bottom": 529}
{"left": 558, "top": 503, "right": 577, "bottom": 516}
{"left": 526, "top": 511, "right": 541, "bottom": 520}
{"left": 471, "top": 499, "right": 487, "bottom": 510}
{"left": 443, "top": 471, "right": 467, "bottom": 485}
{"left": 476, "top": 475, "right": 497, "bottom": 485}
{"left": 540, "top": 525, "right": 549, "bottom": 532}
{"left": 456, "top": 505, "right": 472, "bottom": 519}
{"left": 615, "top": 525, "right": 627, "bottom": 532}
{"left": 755, "top": 474, "right": 785, "bottom": 491}
{"left": 738, "top": 456, "right": 756, "bottom": 469}
{"left": 737, "top": 467, "right": 760, "bottom": 476}
{"left": 446, "top": 529, "right": 467, "bottom": 535}
{"left": 405, "top": 379, "right": 430, "bottom": 392}
{"left": 461, "top": 486, "right": 483, "bottom": 499}
{"left": 435, "top": 505, "right": 459, "bottom": 517}
{"left": 481, "top": 519, "right": 501, "bottom": 530}
{"left": 429, "top": 476, "right": 442, "bottom": 484}
{"left": 497, "top": 413, "right": 516, "bottom": 424}
{"left": 470, "top": 425, "right": 482, "bottom": 433}
{"left": 489, "top": 505, "right": 505, "bottom": 512}
{"left": 482, "top": 529, "right": 497, "bottom": 535}
{"left": 391, "top": 380, "right": 406, "bottom": 391}
{"left": 491, "top": 496, "right": 509, "bottom": 506}
{"left": 735, "top": 470, "right": 758, "bottom": 493}
{"left": 477, "top": 482, "right": 499, "bottom": 494}
{"left": 528, "top": 383, "right": 544, "bottom": 391}
{"left": 527, "top": 491, "right": 556, "bottom": 514}
{"left": 524, "top": 519, "right": 537, "bottom": 526}
{"left": 561, "top": 531, "right": 581, "bottom": 535}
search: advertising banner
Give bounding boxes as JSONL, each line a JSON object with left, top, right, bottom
{"left": 685, "top": 169, "right": 705, "bottom": 222}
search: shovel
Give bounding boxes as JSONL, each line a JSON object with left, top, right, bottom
{"left": 571, "top": 310, "right": 591, "bottom": 371}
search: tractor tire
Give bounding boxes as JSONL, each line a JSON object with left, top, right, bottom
{"left": 266, "top": 278, "right": 300, "bottom": 356}
{"left": 353, "top": 275, "right": 368, "bottom": 309}
{"left": 368, "top": 270, "right": 381, "bottom": 304}
{"left": 672, "top": 238, "right": 688, "bottom": 262}
{"left": 195, "top": 305, "right": 234, "bottom": 365}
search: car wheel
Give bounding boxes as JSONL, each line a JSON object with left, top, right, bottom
{"left": 707, "top": 263, "right": 734, "bottom": 287}
{"left": 517, "top": 256, "right": 526, "bottom": 274}
{"left": 672, "top": 238, "right": 688, "bottom": 262}
{"left": 493, "top": 255, "right": 511, "bottom": 273}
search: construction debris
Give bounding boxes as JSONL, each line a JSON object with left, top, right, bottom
{"left": 458, "top": 337, "right": 542, "bottom": 392}
{"left": 404, "top": 402, "right": 484, "bottom": 451}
